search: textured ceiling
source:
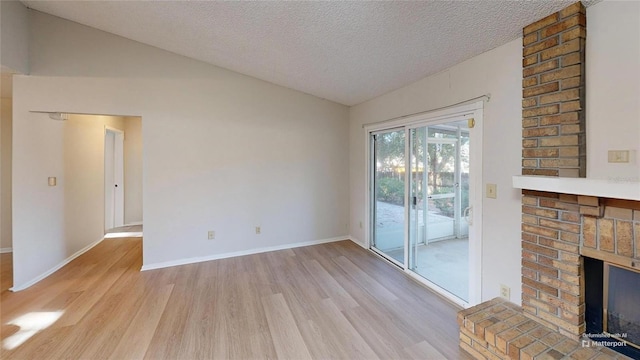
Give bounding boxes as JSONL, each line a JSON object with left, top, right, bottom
{"left": 21, "top": 0, "right": 596, "bottom": 106}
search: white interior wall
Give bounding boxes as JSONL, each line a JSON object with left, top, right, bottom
{"left": 124, "top": 116, "right": 143, "bottom": 225}
{"left": 349, "top": 39, "right": 523, "bottom": 304}
{"left": 11, "top": 99, "right": 64, "bottom": 288}
{"left": 0, "top": 0, "right": 30, "bottom": 74}
{"left": 64, "top": 115, "right": 125, "bottom": 253}
{"left": 586, "top": 1, "right": 640, "bottom": 181}
{"left": 12, "top": 11, "right": 349, "bottom": 289}
{"left": 0, "top": 98, "right": 11, "bottom": 251}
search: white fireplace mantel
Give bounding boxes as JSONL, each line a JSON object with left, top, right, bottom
{"left": 512, "top": 175, "right": 640, "bottom": 201}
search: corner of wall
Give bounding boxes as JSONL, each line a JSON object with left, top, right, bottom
{"left": 0, "top": 0, "right": 30, "bottom": 74}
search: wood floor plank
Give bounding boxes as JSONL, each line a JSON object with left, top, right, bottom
{"left": 249, "top": 330, "right": 278, "bottom": 360}
{"left": 301, "top": 259, "right": 359, "bottom": 311}
{"left": 54, "top": 265, "right": 128, "bottom": 328}
{"left": 333, "top": 255, "right": 399, "bottom": 303}
{"left": 2, "top": 325, "right": 74, "bottom": 360}
{"left": 143, "top": 264, "right": 200, "bottom": 360}
{"left": 312, "top": 298, "right": 379, "bottom": 359}
{"left": 262, "top": 293, "right": 312, "bottom": 360}
{"left": 404, "top": 340, "right": 447, "bottom": 359}
{"left": 0, "top": 263, "right": 98, "bottom": 319}
{"left": 75, "top": 273, "right": 149, "bottom": 359}
{"left": 1, "top": 239, "right": 470, "bottom": 359}
{"left": 300, "top": 317, "right": 347, "bottom": 359}
{"left": 109, "top": 284, "right": 174, "bottom": 360}
{"left": 342, "top": 305, "right": 415, "bottom": 359}
{"left": 1, "top": 253, "right": 13, "bottom": 292}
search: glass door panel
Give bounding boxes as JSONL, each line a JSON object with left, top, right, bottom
{"left": 372, "top": 129, "right": 406, "bottom": 265}
{"left": 426, "top": 141, "right": 456, "bottom": 242}
{"left": 409, "top": 122, "right": 470, "bottom": 302}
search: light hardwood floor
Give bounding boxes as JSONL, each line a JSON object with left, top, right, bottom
{"left": 0, "top": 239, "right": 471, "bottom": 359}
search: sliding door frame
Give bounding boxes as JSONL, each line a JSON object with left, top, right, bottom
{"left": 369, "top": 127, "right": 408, "bottom": 269}
{"left": 364, "top": 101, "right": 484, "bottom": 308}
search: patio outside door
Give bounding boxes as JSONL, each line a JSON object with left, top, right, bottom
{"left": 367, "top": 104, "right": 481, "bottom": 307}
{"left": 371, "top": 129, "right": 406, "bottom": 266}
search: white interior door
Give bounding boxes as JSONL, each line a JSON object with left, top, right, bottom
{"left": 113, "top": 131, "right": 124, "bottom": 227}
{"left": 105, "top": 128, "right": 124, "bottom": 231}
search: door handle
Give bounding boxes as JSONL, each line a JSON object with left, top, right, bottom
{"left": 464, "top": 206, "right": 472, "bottom": 225}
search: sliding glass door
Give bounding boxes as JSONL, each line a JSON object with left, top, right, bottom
{"left": 369, "top": 114, "right": 477, "bottom": 305}
{"left": 371, "top": 129, "right": 406, "bottom": 266}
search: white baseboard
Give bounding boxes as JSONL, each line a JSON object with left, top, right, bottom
{"left": 10, "top": 236, "right": 105, "bottom": 292}
{"left": 124, "top": 221, "right": 143, "bottom": 226}
{"left": 0, "top": 247, "right": 13, "bottom": 254}
{"left": 348, "top": 236, "right": 367, "bottom": 249}
{"left": 141, "top": 235, "right": 350, "bottom": 271}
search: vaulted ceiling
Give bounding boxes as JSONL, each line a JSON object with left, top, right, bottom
{"left": 21, "top": 0, "right": 597, "bottom": 106}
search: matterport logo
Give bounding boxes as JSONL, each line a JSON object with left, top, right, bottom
{"left": 581, "top": 333, "right": 628, "bottom": 348}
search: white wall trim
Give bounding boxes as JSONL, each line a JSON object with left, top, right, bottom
{"left": 123, "top": 221, "right": 143, "bottom": 226}
{"left": 10, "top": 236, "right": 104, "bottom": 291}
{"left": 0, "top": 248, "right": 13, "bottom": 254}
{"left": 512, "top": 175, "right": 640, "bottom": 201}
{"left": 349, "top": 236, "right": 366, "bottom": 249}
{"left": 141, "top": 235, "right": 350, "bottom": 271}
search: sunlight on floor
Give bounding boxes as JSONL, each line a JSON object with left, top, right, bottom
{"left": 105, "top": 224, "right": 143, "bottom": 239}
{"left": 104, "top": 231, "right": 143, "bottom": 239}
{"left": 3, "top": 311, "right": 64, "bottom": 350}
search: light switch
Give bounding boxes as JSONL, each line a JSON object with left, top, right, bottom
{"left": 608, "top": 150, "right": 630, "bottom": 163}
{"left": 486, "top": 183, "right": 497, "bottom": 199}
{"left": 48, "top": 177, "right": 57, "bottom": 186}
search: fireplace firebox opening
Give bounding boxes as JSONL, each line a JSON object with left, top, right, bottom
{"left": 584, "top": 256, "right": 640, "bottom": 359}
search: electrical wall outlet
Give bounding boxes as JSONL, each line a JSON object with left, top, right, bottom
{"left": 207, "top": 231, "right": 215, "bottom": 240}
{"left": 255, "top": 226, "right": 261, "bottom": 235}
{"left": 500, "top": 284, "right": 510, "bottom": 300}
{"left": 486, "top": 183, "right": 497, "bottom": 199}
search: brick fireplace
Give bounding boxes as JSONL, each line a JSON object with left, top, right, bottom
{"left": 521, "top": 192, "right": 640, "bottom": 339}
{"left": 458, "top": 2, "right": 639, "bottom": 359}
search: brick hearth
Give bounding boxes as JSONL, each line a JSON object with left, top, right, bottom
{"left": 458, "top": 298, "right": 630, "bottom": 360}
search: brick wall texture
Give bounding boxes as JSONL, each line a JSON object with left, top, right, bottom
{"left": 521, "top": 191, "right": 590, "bottom": 338}
{"left": 521, "top": 191, "right": 640, "bottom": 340}
{"left": 522, "top": 2, "right": 586, "bottom": 178}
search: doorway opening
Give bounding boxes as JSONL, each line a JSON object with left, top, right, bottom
{"left": 368, "top": 102, "right": 483, "bottom": 307}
